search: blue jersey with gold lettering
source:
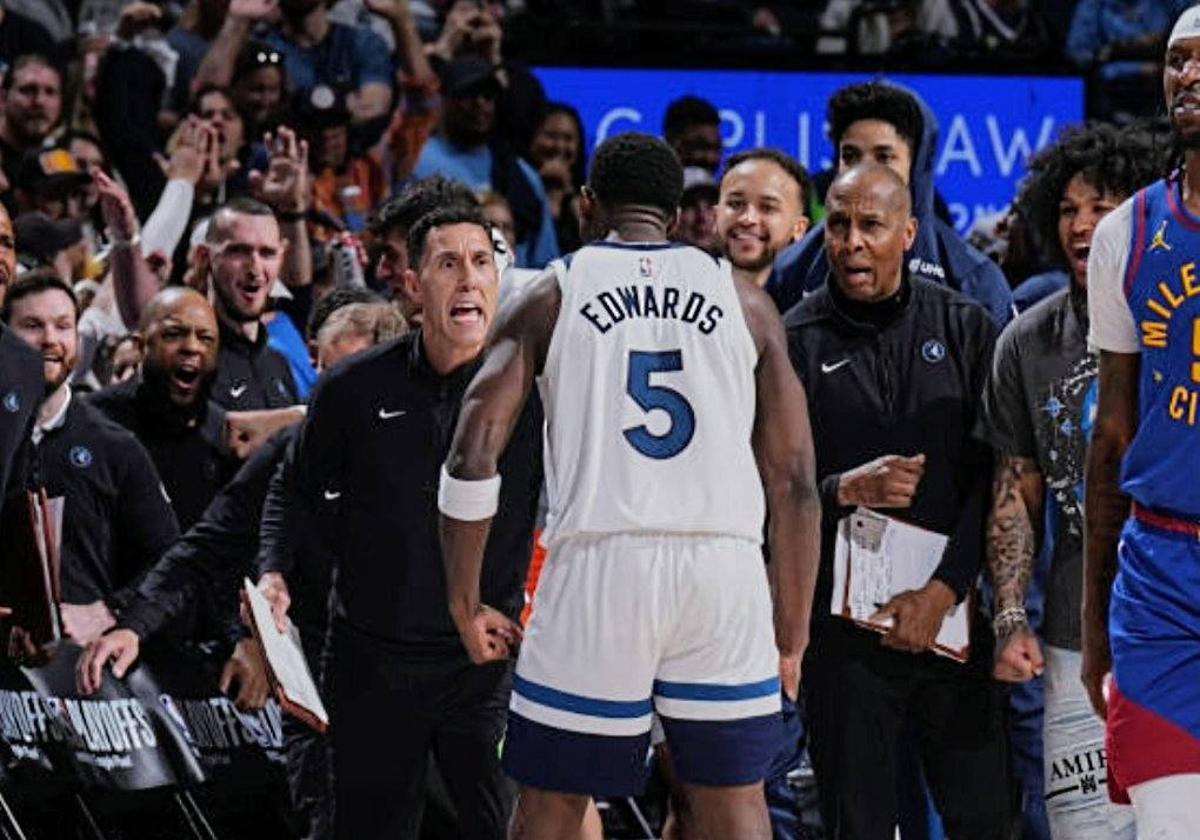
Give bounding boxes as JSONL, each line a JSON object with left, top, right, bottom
{"left": 1122, "top": 175, "right": 1200, "bottom": 517}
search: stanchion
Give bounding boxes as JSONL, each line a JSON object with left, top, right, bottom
{"left": 0, "top": 791, "right": 27, "bottom": 840}
{"left": 174, "top": 789, "right": 222, "bottom": 840}
{"left": 73, "top": 794, "right": 109, "bottom": 840}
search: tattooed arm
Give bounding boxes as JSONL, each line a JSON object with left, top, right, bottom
{"left": 1081, "top": 351, "right": 1138, "bottom": 717}
{"left": 988, "top": 455, "right": 1046, "bottom": 682}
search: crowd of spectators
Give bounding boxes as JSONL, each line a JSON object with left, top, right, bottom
{"left": 0, "top": 0, "right": 1193, "bottom": 838}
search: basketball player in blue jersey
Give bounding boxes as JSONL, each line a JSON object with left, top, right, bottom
{"left": 437, "top": 132, "right": 821, "bottom": 839}
{"left": 1083, "top": 7, "right": 1200, "bottom": 836}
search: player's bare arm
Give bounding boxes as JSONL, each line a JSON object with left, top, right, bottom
{"left": 988, "top": 455, "right": 1045, "bottom": 682}
{"left": 735, "top": 277, "right": 821, "bottom": 697}
{"left": 1082, "top": 350, "right": 1138, "bottom": 717}
{"left": 441, "top": 270, "right": 562, "bottom": 664}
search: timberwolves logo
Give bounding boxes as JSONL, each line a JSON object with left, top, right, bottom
{"left": 69, "top": 446, "right": 93, "bottom": 468}
{"left": 638, "top": 257, "right": 654, "bottom": 278}
{"left": 2, "top": 391, "right": 19, "bottom": 413}
{"left": 921, "top": 339, "right": 946, "bottom": 364}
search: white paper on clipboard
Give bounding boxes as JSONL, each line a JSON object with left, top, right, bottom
{"left": 831, "top": 507, "right": 969, "bottom": 662}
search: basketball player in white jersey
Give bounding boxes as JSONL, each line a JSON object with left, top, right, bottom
{"left": 437, "top": 132, "right": 821, "bottom": 839}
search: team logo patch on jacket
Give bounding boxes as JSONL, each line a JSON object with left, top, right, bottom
{"left": 69, "top": 446, "right": 93, "bottom": 468}
{"left": 2, "top": 391, "right": 19, "bottom": 413}
{"left": 921, "top": 339, "right": 946, "bottom": 364}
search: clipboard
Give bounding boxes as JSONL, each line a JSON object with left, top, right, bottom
{"left": 240, "top": 579, "right": 330, "bottom": 734}
{"left": 831, "top": 508, "right": 971, "bottom": 663}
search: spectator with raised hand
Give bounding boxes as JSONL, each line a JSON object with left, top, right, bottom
{"left": 247, "top": 123, "right": 320, "bottom": 400}
{"left": 194, "top": 0, "right": 395, "bottom": 137}
{"left": 294, "top": 85, "right": 386, "bottom": 238}
{"left": 429, "top": 0, "right": 548, "bottom": 154}
{"left": 167, "top": 0, "right": 235, "bottom": 116}
{"left": 363, "top": 0, "right": 441, "bottom": 186}
{"left": 74, "top": 120, "right": 210, "bottom": 389}
{"left": 412, "top": 57, "right": 559, "bottom": 268}
{"left": 249, "top": 124, "right": 313, "bottom": 293}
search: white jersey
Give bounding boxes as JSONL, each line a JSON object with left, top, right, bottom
{"left": 538, "top": 241, "right": 764, "bottom": 546}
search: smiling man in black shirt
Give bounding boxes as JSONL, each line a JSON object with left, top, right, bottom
{"left": 88, "top": 287, "right": 240, "bottom": 530}
{"left": 289, "top": 206, "right": 542, "bottom": 840}
{"left": 2, "top": 270, "right": 178, "bottom": 647}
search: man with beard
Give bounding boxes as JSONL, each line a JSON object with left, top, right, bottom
{"left": 0, "top": 203, "right": 42, "bottom": 496}
{"left": 87, "top": 288, "right": 240, "bottom": 530}
{"left": 1082, "top": 7, "right": 1200, "bottom": 834}
{"left": 0, "top": 55, "right": 62, "bottom": 198}
{"left": 200, "top": 197, "right": 299, "bottom": 411}
{"left": 716, "top": 149, "right": 811, "bottom": 289}
{"left": 2, "top": 270, "right": 179, "bottom": 647}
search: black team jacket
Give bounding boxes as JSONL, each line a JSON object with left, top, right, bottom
{"left": 290, "top": 332, "right": 544, "bottom": 656}
{"left": 785, "top": 276, "right": 997, "bottom": 663}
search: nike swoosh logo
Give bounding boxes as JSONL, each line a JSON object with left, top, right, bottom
{"left": 378, "top": 408, "right": 407, "bottom": 420}
{"left": 230, "top": 384, "right": 248, "bottom": 398}
{"left": 323, "top": 490, "right": 342, "bottom": 501}
{"left": 821, "top": 359, "right": 851, "bottom": 374}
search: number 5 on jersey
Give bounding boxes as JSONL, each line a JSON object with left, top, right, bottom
{"left": 624, "top": 350, "right": 695, "bottom": 460}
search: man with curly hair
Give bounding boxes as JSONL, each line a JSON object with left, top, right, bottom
{"left": 978, "top": 121, "right": 1162, "bottom": 839}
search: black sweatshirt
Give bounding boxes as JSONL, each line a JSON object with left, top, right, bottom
{"left": 18, "top": 394, "right": 180, "bottom": 611}
{"left": 255, "top": 432, "right": 336, "bottom": 653}
{"left": 212, "top": 320, "right": 299, "bottom": 412}
{"left": 291, "top": 332, "right": 544, "bottom": 655}
{"left": 118, "top": 428, "right": 296, "bottom": 642}
{"left": 86, "top": 377, "right": 241, "bottom": 531}
{"left": 785, "top": 277, "right": 996, "bottom": 632}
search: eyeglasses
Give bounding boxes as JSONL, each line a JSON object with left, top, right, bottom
{"left": 252, "top": 49, "right": 282, "bottom": 66}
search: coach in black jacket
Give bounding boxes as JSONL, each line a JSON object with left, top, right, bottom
{"left": 290, "top": 207, "right": 543, "bottom": 840}
{"left": 786, "top": 165, "right": 1012, "bottom": 840}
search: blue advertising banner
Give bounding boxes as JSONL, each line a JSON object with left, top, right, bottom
{"left": 533, "top": 67, "right": 1085, "bottom": 234}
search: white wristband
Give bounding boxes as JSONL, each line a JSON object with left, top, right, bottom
{"left": 438, "top": 465, "right": 501, "bottom": 521}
